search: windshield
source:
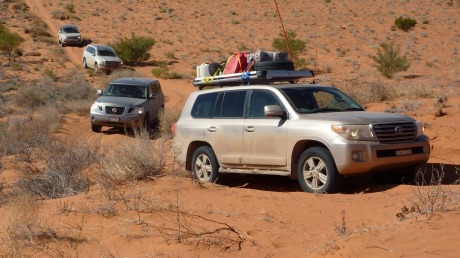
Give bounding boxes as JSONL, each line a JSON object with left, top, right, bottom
{"left": 104, "top": 84, "right": 146, "bottom": 99}
{"left": 62, "top": 27, "right": 79, "bottom": 33}
{"left": 280, "top": 86, "right": 364, "bottom": 114}
{"left": 98, "top": 49, "right": 117, "bottom": 57}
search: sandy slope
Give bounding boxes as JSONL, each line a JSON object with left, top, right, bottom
{"left": 1, "top": 0, "right": 459, "bottom": 257}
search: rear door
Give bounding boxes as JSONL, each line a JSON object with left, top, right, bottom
{"left": 204, "top": 90, "right": 247, "bottom": 166}
{"left": 242, "top": 89, "right": 287, "bottom": 166}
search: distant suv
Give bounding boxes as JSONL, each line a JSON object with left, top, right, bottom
{"left": 90, "top": 77, "right": 164, "bottom": 132}
{"left": 82, "top": 44, "right": 123, "bottom": 73}
{"left": 58, "top": 24, "right": 82, "bottom": 47}
{"left": 173, "top": 84, "right": 430, "bottom": 193}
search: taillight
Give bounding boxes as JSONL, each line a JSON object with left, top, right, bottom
{"left": 171, "top": 123, "right": 176, "bottom": 137}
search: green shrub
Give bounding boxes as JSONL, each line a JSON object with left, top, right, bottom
{"left": 0, "top": 28, "right": 25, "bottom": 60}
{"left": 371, "top": 42, "right": 410, "bottom": 78}
{"left": 65, "top": 3, "right": 76, "bottom": 13}
{"left": 394, "top": 16, "right": 417, "bottom": 32}
{"left": 272, "top": 30, "right": 306, "bottom": 60}
{"left": 110, "top": 33, "right": 155, "bottom": 65}
{"left": 151, "top": 62, "right": 185, "bottom": 79}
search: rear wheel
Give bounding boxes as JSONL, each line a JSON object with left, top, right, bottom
{"left": 191, "top": 146, "right": 219, "bottom": 182}
{"left": 297, "top": 147, "right": 341, "bottom": 193}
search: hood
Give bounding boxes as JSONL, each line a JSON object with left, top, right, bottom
{"left": 96, "top": 96, "right": 146, "bottom": 107}
{"left": 298, "top": 111, "right": 415, "bottom": 125}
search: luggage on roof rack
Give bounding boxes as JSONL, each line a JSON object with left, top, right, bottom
{"left": 192, "top": 69, "right": 314, "bottom": 89}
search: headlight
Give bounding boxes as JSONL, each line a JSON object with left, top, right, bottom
{"left": 77, "top": 35, "right": 81, "bottom": 39}
{"left": 331, "top": 124, "right": 376, "bottom": 141}
{"left": 90, "top": 103, "right": 103, "bottom": 114}
{"left": 415, "top": 120, "right": 424, "bottom": 137}
{"left": 132, "top": 107, "right": 144, "bottom": 115}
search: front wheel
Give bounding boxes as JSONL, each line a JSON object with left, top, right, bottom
{"left": 82, "top": 58, "right": 87, "bottom": 68}
{"left": 94, "top": 63, "right": 99, "bottom": 72}
{"left": 91, "top": 124, "right": 101, "bottom": 133}
{"left": 297, "top": 147, "right": 341, "bottom": 193}
{"left": 191, "top": 146, "right": 219, "bottom": 182}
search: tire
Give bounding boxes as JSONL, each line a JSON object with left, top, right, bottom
{"left": 91, "top": 124, "right": 101, "bottom": 133}
{"left": 94, "top": 63, "right": 99, "bottom": 72}
{"left": 191, "top": 146, "right": 219, "bottom": 182}
{"left": 297, "top": 147, "right": 341, "bottom": 193}
{"left": 142, "top": 114, "right": 150, "bottom": 130}
{"left": 82, "top": 58, "right": 87, "bottom": 69}
{"left": 254, "top": 60, "right": 295, "bottom": 71}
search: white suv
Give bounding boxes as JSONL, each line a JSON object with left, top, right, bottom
{"left": 58, "top": 24, "right": 82, "bottom": 47}
{"left": 173, "top": 84, "right": 430, "bottom": 193}
{"left": 82, "top": 44, "right": 123, "bottom": 73}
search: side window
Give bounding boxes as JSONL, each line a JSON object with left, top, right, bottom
{"left": 249, "top": 90, "right": 282, "bottom": 118}
{"left": 191, "top": 92, "right": 218, "bottom": 118}
{"left": 153, "top": 82, "right": 162, "bottom": 94}
{"left": 218, "top": 90, "right": 247, "bottom": 118}
{"left": 89, "top": 47, "right": 95, "bottom": 55}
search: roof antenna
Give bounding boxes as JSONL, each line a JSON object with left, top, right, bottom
{"left": 274, "top": 0, "right": 294, "bottom": 64}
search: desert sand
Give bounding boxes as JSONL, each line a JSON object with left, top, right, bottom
{"left": 0, "top": 0, "right": 459, "bottom": 257}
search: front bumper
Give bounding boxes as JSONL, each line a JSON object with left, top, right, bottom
{"left": 332, "top": 135, "right": 430, "bottom": 175}
{"left": 90, "top": 113, "right": 143, "bottom": 128}
{"left": 62, "top": 38, "right": 83, "bottom": 45}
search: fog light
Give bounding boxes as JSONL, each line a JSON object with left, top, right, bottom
{"left": 352, "top": 152, "right": 362, "bottom": 161}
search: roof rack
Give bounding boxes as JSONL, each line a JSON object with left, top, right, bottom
{"left": 193, "top": 69, "right": 314, "bottom": 90}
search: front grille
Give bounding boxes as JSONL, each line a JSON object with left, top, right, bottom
{"left": 372, "top": 122, "right": 417, "bottom": 143}
{"left": 376, "top": 146, "right": 424, "bottom": 158}
{"left": 105, "top": 61, "right": 120, "bottom": 67}
{"left": 105, "top": 106, "right": 125, "bottom": 115}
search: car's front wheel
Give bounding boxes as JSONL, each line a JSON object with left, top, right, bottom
{"left": 191, "top": 146, "right": 219, "bottom": 182}
{"left": 297, "top": 147, "right": 342, "bottom": 193}
{"left": 82, "top": 58, "right": 87, "bottom": 69}
{"left": 91, "top": 124, "right": 101, "bottom": 133}
{"left": 94, "top": 63, "right": 99, "bottom": 72}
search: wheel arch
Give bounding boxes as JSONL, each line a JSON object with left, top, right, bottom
{"left": 185, "top": 141, "right": 213, "bottom": 171}
{"left": 290, "top": 140, "right": 331, "bottom": 179}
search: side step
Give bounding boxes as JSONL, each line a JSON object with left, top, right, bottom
{"left": 218, "top": 168, "right": 290, "bottom": 176}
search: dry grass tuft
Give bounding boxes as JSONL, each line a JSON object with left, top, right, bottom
{"left": 397, "top": 165, "right": 459, "bottom": 220}
{"left": 4, "top": 193, "right": 39, "bottom": 242}
{"left": 159, "top": 108, "right": 181, "bottom": 139}
{"left": 97, "top": 128, "right": 166, "bottom": 188}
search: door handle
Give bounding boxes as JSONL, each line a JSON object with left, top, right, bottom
{"left": 207, "top": 126, "right": 217, "bottom": 132}
{"left": 245, "top": 126, "right": 255, "bottom": 132}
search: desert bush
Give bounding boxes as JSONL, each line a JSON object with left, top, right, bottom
{"left": 394, "top": 16, "right": 417, "bottom": 32}
{"left": 14, "top": 80, "right": 52, "bottom": 109}
{"left": 65, "top": 3, "right": 76, "bottom": 13}
{"left": 371, "top": 42, "right": 410, "bottom": 78}
{"left": 151, "top": 62, "right": 185, "bottom": 79}
{"left": 4, "top": 193, "right": 39, "bottom": 242}
{"left": 17, "top": 141, "right": 96, "bottom": 199}
{"left": 159, "top": 108, "right": 181, "bottom": 139}
{"left": 397, "top": 166, "right": 457, "bottom": 220}
{"left": 0, "top": 27, "right": 25, "bottom": 60}
{"left": 58, "top": 99, "right": 94, "bottom": 115}
{"left": 0, "top": 117, "right": 53, "bottom": 155}
{"left": 98, "top": 128, "right": 165, "bottom": 187}
{"left": 272, "top": 30, "right": 306, "bottom": 60}
{"left": 43, "top": 67, "right": 57, "bottom": 81}
{"left": 58, "top": 71, "right": 94, "bottom": 100}
{"left": 110, "top": 33, "right": 155, "bottom": 65}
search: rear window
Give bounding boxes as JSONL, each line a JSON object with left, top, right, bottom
{"left": 191, "top": 92, "right": 218, "bottom": 118}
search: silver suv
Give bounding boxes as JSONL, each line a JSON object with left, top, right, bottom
{"left": 90, "top": 77, "right": 164, "bottom": 132}
{"left": 82, "top": 44, "right": 123, "bottom": 73}
{"left": 173, "top": 84, "right": 430, "bottom": 193}
{"left": 58, "top": 24, "right": 82, "bottom": 47}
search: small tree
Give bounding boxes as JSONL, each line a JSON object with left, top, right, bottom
{"left": 272, "top": 30, "right": 306, "bottom": 60}
{"left": 394, "top": 16, "right": 417, "bottom": 32}
{"left": 372, "top": 42, "right": 410, "bottom": 78}
{"left": 0, "top": 27, "right": 25, "bottom": 60}
{"left": 110, "top": 33, "right": 155, "bottom": 65}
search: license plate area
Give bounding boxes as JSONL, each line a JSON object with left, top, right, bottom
{"left": 109, "top": 117, "right": 120, "bottom": 122}
{"left": 396, "top": 149, "right": 412, "bottom": 156}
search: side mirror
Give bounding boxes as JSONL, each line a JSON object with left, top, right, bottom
{"left": 264, "top": 105, "right": 285, "bottom": 118}
{"left": 97, "top": 89, "right": 103, "bottom": 96}
{"left": 149, "top": 93, "right": 157, "bottom": 99}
